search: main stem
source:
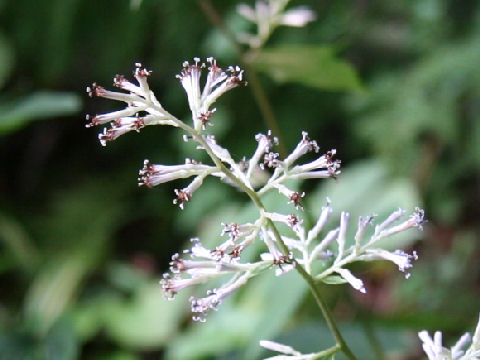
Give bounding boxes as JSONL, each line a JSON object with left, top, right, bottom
{"left": 268, "top": 219, "right": 357, "bottom": 360}
{"left": 181, "top": 123, "right": 356, "bottom": 359}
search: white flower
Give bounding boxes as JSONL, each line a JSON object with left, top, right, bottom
{"left": 198, "top": 134, "right": 236, "bottom": 167}
{"left": 452, "top": 333, "right": 472, "bottom": 359}
{"left": 264, "top": 211, "right": 303, "bottom": 231}
{"left": 259, "top": 340, "right": 320, "bottom": 360}
{"left": 86, "top": 63, "right": 175, "bottom": 145}
{"left": 177, "top": 58, "right": 246, "bottom": 131}
{"left": 307, "top": 202, "right": 332, "bottom": 244}
{"left": 335, "top": 268, "right": 366, "bottom": 293}
{"left": 236, "top": 1, "right": 316, "bottom": 49}
{"left": 275, "top": 184, "right": 305, "bottom": 210}
{"left": 138, "top": 159, "right": 214, "bottom": 187}
{"left": 173, "top": 172, "right": 209, "bottom": 209}
{"left": 160, "top": 274, "right": 209, "bottom": 299}
{"left": 291, "top": 149, "right": 341, "bottom": 179}
{"left": 220, "top": 222, "right": 257, "bottom": 242}
{"left": 260, "top": 340, "right": 301, "bottom": 356}
{"left": 418, "top": 330, "right": 470, "bottom": 360}
{"left": 279, "top": 7, "right": 316, "bottom": 27}
{"left": 419, "top": 315, "right": 480, "bottom": 360}
{"left": 360, "top": 249, "right": 418, "bottom": 278}
{"left": 260, "top": 252, "right": 295, "bottom": 276}
{"left": 190, "top": 271, "right": 251, "bottom": 322}
{"left": 247, "top": 130, "right": 279, "bottom": 180}
{"left": 373, "top": 207, "right": 426, "bottom": 240}
{"left": 284, "top": 131, "right": 319, "bottom": 167}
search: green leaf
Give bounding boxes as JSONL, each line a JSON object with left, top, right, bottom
{"left": 23, "top": 182, "right": 123, "bottom": 335}
{"left": 321, "top": 275, "right": 348, "bottom": 285}
{"left": 0, "top": 213, "right": 39, "bottom": 274}
{"left": 24, "top": 251, "right": 100, "bottom": 335}
{"left": 0, "top": 329, "right": 36, "bottom": 360}
{"left": 166, "top": 300, "right": 254, "bottom": 360}
{"left": 241, "top": 271, "right": 308, "bottom": 360}
{"left": 102, "top": 282, "right": 189, "bottom": 349}
{"left": 0, "top": 91, "right": 81, "bottom": 135}
{"left": 250, "top": 45, "right": 362, "bottom": 91}
{"left": 43, "top": 318, "right": 78, "bottom": 360}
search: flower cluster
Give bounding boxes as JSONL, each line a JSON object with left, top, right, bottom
{"left": 161, "top": 197, "right": 424, "bottom": 320}
{"left": 86, "top": 58, "right": 425, "bottom": 325}
{"left": 237, "top": 0, "right": 316, "bottom": 48}
{"left": 177, "top": 57, "right": 246, "bottom": 131}
{"left": 85, "top": 58, "right": 246, "bottom": 146}
{"left": 418, "top": 314, "right": 480, "bottom": 360}
{"left": 86, "top": 63, "right": 177, "bottom": 146}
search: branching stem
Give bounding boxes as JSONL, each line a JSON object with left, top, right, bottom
{"left": 177, "top": 118, "right": 357, "bottom": 360}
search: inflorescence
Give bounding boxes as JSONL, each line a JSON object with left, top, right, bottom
{"left": 86, "top": 58, "right": 425, "bottom": 322}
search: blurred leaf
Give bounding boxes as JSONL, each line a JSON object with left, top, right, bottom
{"left": 130, "top": 0, "right": 142, "bottom": 11}
{"left": 105, "top": 262, "right": 150, "bottom": 293}
{"left": 321, "top": 275, "right": 348, "bottom": 285}
{"left": 93, "top": 352, "right": 139, "bottom": 360}
{"left": 72, "top": 270, "right": 190, "bottom": 349}
{"left": 0, "top": 213, "right": 39, "bottom": 273}
{"left": 0, "top": 91, "right": 80, "bottom": 135}
{"left": 39, "top": 0, "right": 80, "bottom": 83}
{"left": 0, "top": 329, "right": 36, "bottom": 360}
{"left": 0, "top": 32, "right": 13, "bottom": 88}
{"left": 102, "top": 282, "right": 189, "bottom": 348}
{"left": 250, "top": 45, "right": 362, "bottom": 91}
{"left": 23, "top": 182, "right": 123, "bottom": 334}
{"left": 166, "top": 298, "right": 253, "bottom": 360}
{"left": 70, "top": 296, "right": 109, "bottom": 342}
{"left": 42, "top": 318, "right": 78, "bottom": 360}
{"left": 24, "top": 250, "right": 99, "bottom": 335}
{"left": 203, "top": 9, "right": 250, "bottom": 62}
{"left": 347, "top": 31, "right": 480, "bottom": 174}
{"left": 241, "top": 271, "right": 308, "bottom": 360}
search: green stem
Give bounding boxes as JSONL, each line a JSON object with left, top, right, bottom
{"left": 176, "top": 122, "right": 264, "bottom": 209}
{"left": 267, "top": 219, "right": 356, "bottom": 360}
{"left": 183, "top": 125, "right": 356, "bottom": 359}
{"left": 295, "top": 264, "right": 357, "bottom": 360}
{"left": 313, "top": 344, "right": 341, "bottom": 359}
{"left": 167, "top": 46, "right": 356, "bottom": 358}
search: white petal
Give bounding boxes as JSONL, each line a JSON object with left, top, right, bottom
{"left": 279, "top": 7, "right": 316, "bottom": 27}
{"left": 336, "top": 268, "right": 366, "bottom": 293}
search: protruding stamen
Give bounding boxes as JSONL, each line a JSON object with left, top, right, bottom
{"left": 86, "top": 83, "right": 105, "bottom": 97}
{"left": 198, "top": 108, "right": 217, "bottom": 130}
{"left": 134, "top": 62, "right": 152, "bottom": 78}
{"left": 173, "top": 188, "right": 192, "bottom": 210}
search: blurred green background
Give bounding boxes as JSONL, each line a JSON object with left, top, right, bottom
{"left": 0, "top": 0, "right": 479, "bottom": 359}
